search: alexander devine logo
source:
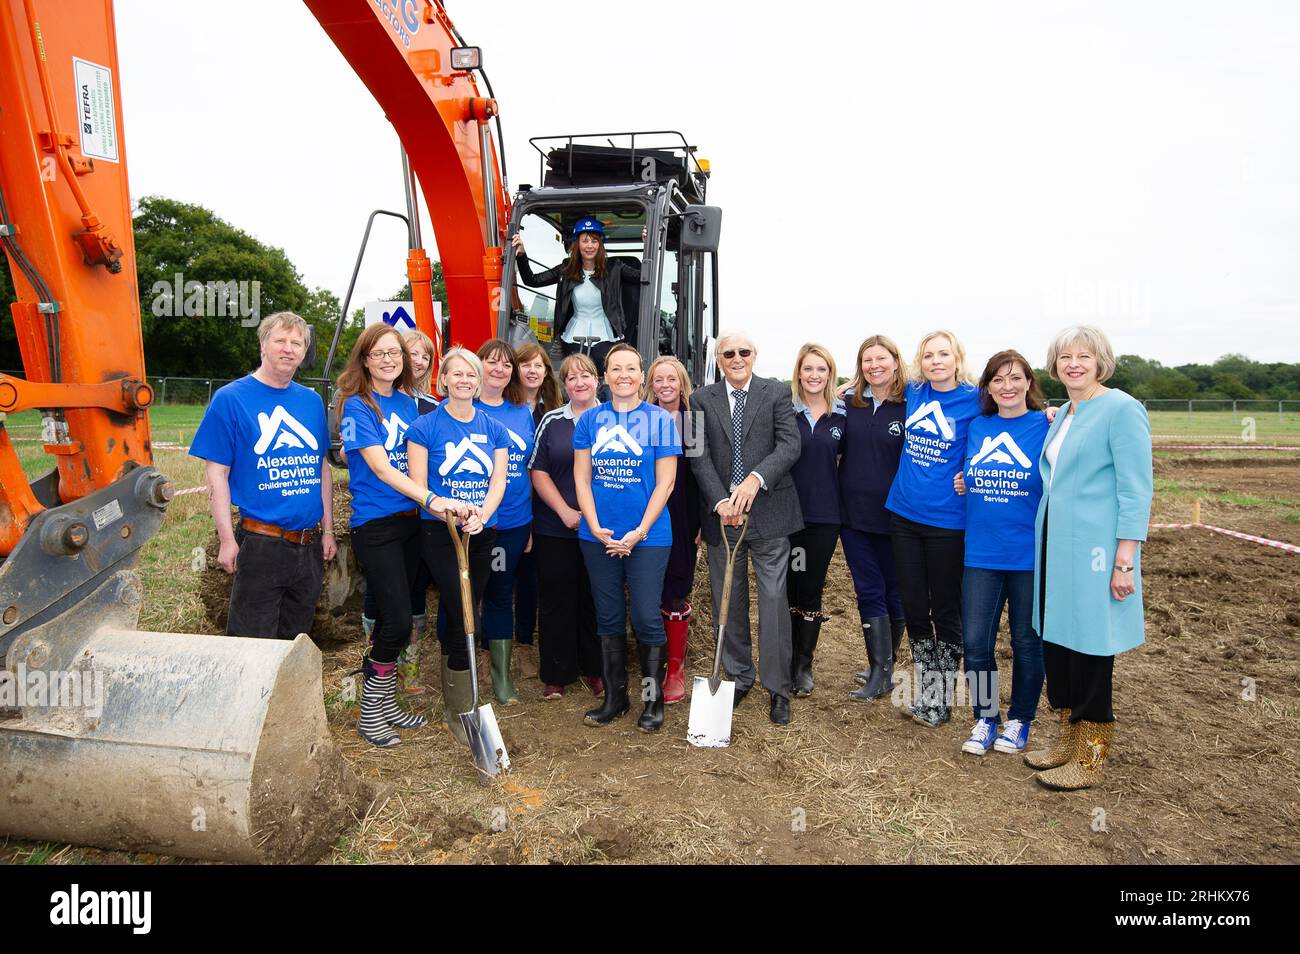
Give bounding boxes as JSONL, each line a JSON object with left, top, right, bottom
{"left": 382, "top": 412, "right": 409, "bottom": 452}
{"left": 905, "top": 401, "right": 955, "bottom": 440}
{"left": 969, "top": 432, "right": 1033, "bottom": 468}
{"left": 503, "top": 427, "right": 528, "bottom": 452}
{"left": 439, "top": 435, "right": 494, "bottom": 477}
{"left": 592, "top": 424, "right": 645, "bottom": 456}
{"left": 254, "top": 406, "right": 319, "bottom": 454}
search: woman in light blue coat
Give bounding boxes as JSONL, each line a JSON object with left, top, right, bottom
{"left": 1028, "top": 325, "right": 1153, "bottom": 791}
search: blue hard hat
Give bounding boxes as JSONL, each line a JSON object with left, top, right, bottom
{"left": 572, "top": 217, "right": 605, "bottom": 240}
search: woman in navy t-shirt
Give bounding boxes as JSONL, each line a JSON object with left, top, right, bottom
{"left": 785, "top": 343, "right": 845, "bottom": 698}
{"left": 574, "top": 343, "right": 681, "bottom": 732}
{"left": 406, "top": 347, "right": 509, "bottom": 743}
{"left": 884, "top": 330, "right": 982, "bottom": 728}
{"left": 528, "top": 353, "right": 604, "bottom": 700}
{"left": 645, "top": 355, "right": 700, "bottom": 706}
{"left": 335, "top": 325, "right": 470, "bottom": 747}
{"left": 472, "top": 338, "right": 536, "bottom": 706}
{"left": 838, "top": 335, "right": 909, "bottom": 703}
{"left": 954, "top": 350, "right": 1050, "bottom": 757}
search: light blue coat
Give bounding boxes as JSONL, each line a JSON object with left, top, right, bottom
{"left": 1033, "top": 389, "right": 1153, "bottom": 656}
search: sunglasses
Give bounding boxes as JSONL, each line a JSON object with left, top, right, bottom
{"left": 720, "top": 349, "right": 753, "bottom": 360}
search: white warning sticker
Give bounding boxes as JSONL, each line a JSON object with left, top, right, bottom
{"left": 73, "top": 57, "right": 118, "bottom": 163}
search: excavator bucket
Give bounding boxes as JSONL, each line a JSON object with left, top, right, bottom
{"left": 0, "top": 569, "right": 364, "bottom": 864}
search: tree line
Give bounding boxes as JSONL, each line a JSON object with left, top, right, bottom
{"left": 0, "top": 196, "right": 444, "bottom": 382}
{"left": 2, "top": 197, "right": 1297, "bottom": 399}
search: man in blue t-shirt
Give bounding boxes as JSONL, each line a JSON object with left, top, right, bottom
{"left": 189, "top": 312, "right": 335, "bottom": 639}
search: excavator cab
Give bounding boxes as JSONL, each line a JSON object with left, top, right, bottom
{"left": 500, "top": 132, "right": 721, "bottom": 386}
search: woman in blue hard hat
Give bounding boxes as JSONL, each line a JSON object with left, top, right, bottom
{"left": 511, "top": 216, "right": 641, "bottom": 376}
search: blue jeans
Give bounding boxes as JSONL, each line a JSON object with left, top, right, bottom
{"left": 961, "top": 566, "right": 1043, "bottom": 723}
{"left": 579, "top": 541, "right": 670, "bottom": 647}
{"left": 481, "top": 522, "right": 531, "bottom": 642}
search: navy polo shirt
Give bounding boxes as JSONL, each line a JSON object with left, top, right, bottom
{"left": 528, "top": 403, "right": 581, "bottom": 540}
{"left": 839, "top": 395, "right": 906, "bottom": 534}
{"left": 790, "top": 397, "right": 845, "bottom": 525}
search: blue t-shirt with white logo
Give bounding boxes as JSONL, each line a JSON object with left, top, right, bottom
{"left": 475, "top": 400, "right": 535, "bottom": 530}
{"left": 190, "top": 375, "right": 330, "bottom": 531}
{"left": 885, "top": 381, "right": 982, "bottom": 530}
{"left": 406, "top": 405, "right": 511, "bottom": 527}
{"left": 341, "top": 391, "right": 418, "bottom": 528}
{"left": 572, "top": 401, "right": 681, "bottom": 546}
{"left": 962, "top": 410, "right": 1050, "bottom": 571}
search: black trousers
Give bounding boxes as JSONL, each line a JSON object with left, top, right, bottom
{"left": 890, "top": 513, "right": 965, "bottom": 647}
{"left": 786, "top": 522, "right": 840, "bottom": 615}
{"left": 349, "top": 512, "right": 421, "bottom": 663}
{"left": 422, "top": 522, "right": 496, "bottom": 670}
{"left": 533, "top": 533, "right": 600, "bottom": 685}
{"left": 560, "top": 337, "right": 619, "bottom": 377}
{"left": 1039, "top": 505, "right": 1115, "bottom": 723}
{"left": 227, "top": 528, "right": 324, "bottom": 639}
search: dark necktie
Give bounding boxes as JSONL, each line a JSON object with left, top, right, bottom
{"left": 730, "top": 388, "right": 746, "bottom": 487}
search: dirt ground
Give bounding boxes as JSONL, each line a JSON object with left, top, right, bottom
{"left": 6, "top": 452, "right": 1298, "bottom": 865}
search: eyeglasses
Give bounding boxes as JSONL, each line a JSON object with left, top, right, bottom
{"left": 367, "top": 348, "right": 403, "bottom": 361}
{"left": 720, "top": 349, "right": 753, "bottom": 360}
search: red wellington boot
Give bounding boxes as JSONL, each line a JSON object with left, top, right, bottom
{"left": 662, "top": 604, "right": 691, "bottom": 704}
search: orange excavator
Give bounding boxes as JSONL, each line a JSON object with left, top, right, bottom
{"left": 0, "top": 0, "right": 720, "bottom": 862}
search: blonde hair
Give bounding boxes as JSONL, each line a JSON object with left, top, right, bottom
{"left": 257, "top": 311, "right": 308, "bottom": 346}
{"left": 1046, "top": 325, "right": 1117, "bottom": 383}
{"left": 644, "top": 356, "right": 693, "bottom": 412}
{"left": 559, "top": 352, "right": 599, "bottom": 382}
{"left": 848, "top": 335, "right": 906, "bottom": 406}
{"left": 401, "top": 328, "right": 436, "bottom": 396}
{"left": 438, "top": 346, "right": 484, "bottom": 400}
{"left": 911, "top": 329, "right": 974, "bottom": 385}
{"left": 790, "top": 343, "right": 837, "bottom": 405}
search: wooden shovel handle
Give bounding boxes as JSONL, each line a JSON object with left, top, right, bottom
{"left": 445, "top": 520, "right": 476, "bottom": 636}
{"left": 717, "top": 514, "right": 749, "bottom": 627}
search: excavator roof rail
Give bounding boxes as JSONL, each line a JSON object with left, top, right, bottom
{"left": 529, "top": 130, "right": 709, "bottom": 204}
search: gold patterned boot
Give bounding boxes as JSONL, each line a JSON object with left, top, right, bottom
{"left": 1036, "top": 720, "right": 1114, "bottom": 790}
{"left": 1024, "top": 708, "right": 1075, "bottom": 770}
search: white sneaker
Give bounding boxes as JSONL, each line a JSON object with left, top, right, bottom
{"left": 993, "top": 719, "right": 1030, "bottom": 753}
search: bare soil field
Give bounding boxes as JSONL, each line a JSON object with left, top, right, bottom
{"left": 4, "top": 452, "right": 1297, "bottom": 865}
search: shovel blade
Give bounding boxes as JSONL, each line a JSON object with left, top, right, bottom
{"left": 460, "top": 703, "right": 510, "bottom": 781}
{"left": 686, "top": 675, "right": 735, "bottom": 748}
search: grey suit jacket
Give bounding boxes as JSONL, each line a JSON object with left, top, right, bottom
{"left": 689, "top": 375, "right": 804, "bottom": 545}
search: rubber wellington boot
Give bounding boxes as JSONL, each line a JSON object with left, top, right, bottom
{"left": 1025, "top": 708, "right": 1076, "bottom": 770}
{"left": 397, "top": 616, "right": 426, "bottom": 696}
{"left": 854, "top": 617, "right": 907, "bottom": 685}
{"left": 791, "top": 612, "right": 821, "bottom": 698}
{"left": 488, "top": 639, "right": 519, "bottom": 706}
{"left": 1036, "top": 720, "right": 1115, "bottom": 790}
{"left": 849, "top": 616, "right": 894, "bottom": 702}
{"left": 440, "top": 657, "right": 473, "bottom": 745}
{"left": 905, "top": 639, "right": 948, "bottom": 727}
{"left": 637, "top": 643, "right": 668, "bottom": 732}
{"left": 584, "top": 638, "right": 630, "bottom": 726}
{"left": 662, "top": 605, "right": 690, "bottom": 704}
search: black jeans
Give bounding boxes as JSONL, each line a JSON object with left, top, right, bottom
{"left": 349, "top": 512, "right": 421, "bottom": 663}
{"left": 890, "top": 513, "right": 965, "bottom": 647}
{"left": 227, "top": 529, "right": 324, "bottom": 639}
{"left": 786, "top": 523, "right": 839, "bottom": 615}
{"left": 422, "top": 522, "right": 497, "bottom": 670}
{"left": 533, "top": 533, "right": 600, "bottom": 685}
{"left": 1043, "top": 642, "right": 1114, "bottom": 723}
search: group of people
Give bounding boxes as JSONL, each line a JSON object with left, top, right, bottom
{"left": 192, "top": 228, "right": 1152, "bottom": 795}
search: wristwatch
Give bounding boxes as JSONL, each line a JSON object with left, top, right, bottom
{"left": 1114, "top": 564, "right": 1134, "bottom": 573}
{"left": 636, "top": 528, "right": 648, "bottom": 542}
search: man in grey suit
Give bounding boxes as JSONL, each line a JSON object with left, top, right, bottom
{"left": 689, "top": 332, "right": 803, "bottom": 724}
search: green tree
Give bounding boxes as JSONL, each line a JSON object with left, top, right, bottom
{"left": 1147, "top": 368, "right": 1198, "bottom": 400}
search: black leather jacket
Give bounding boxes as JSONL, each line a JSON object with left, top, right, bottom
{"left": 515, "top": 253, "right": 640, "bottom": 340}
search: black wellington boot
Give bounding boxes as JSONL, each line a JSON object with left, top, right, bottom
{"left": 584, "top": 637, "right": 630, "bottom": 726}
{"left": 790, "top": 611, "right": 819, "bottom": 697}
{"left": 850, "top": 616, "right": 895, "bottom": 701}
{"left": 636, "top": 643, "right": 667, "bottom": 732}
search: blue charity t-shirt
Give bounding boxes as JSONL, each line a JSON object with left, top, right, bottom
{"left": 962, "top": 410, "right": 1050, "bottom": 571}
{"left": 406, "top": 404, "right": 511, "bottom": 527}
{"left": 475, "top": 400, "right": 535, "bottom": 530}
{"left": 190, "top": 375, "right": 330, "bottom": 530}
{"left": 572, "top": 401, "right": 681, "bottom": 546}
{"left": 340, "top": 390, "right": 418, "bottom": 528}
{"left": 885, "top": 381, "right": 982, "bottom": 530}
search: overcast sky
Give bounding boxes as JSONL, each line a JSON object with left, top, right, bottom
{"left": 114, "top": 0, "right": 1299, "bottom": 377}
